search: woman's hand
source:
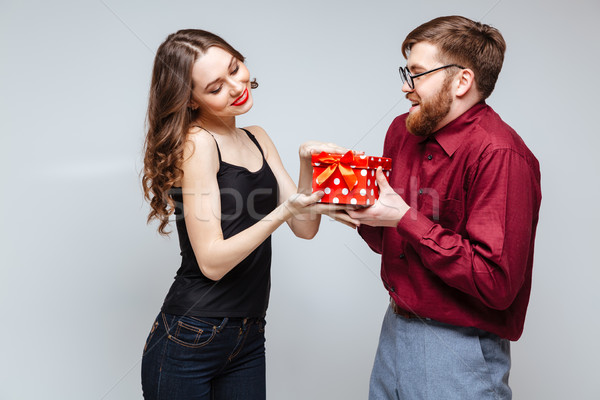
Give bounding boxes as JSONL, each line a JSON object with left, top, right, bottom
{"left": 283, "top": 190, "right": 325, "bottom": 217}
{"left": 295, "top": 140, "right": 363, "bottom": 229}
{"left": 284, "top": 191, "right": 360, "bottom": 229}
{"left": 299, "top": 141, "right": 357, "bottom": 162}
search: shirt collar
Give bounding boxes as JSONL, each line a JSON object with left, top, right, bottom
{"left": 420, "top": 101, "right": 488, "bottom": 157}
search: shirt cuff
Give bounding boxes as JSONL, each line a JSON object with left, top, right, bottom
{"left": 396, "top": 207, "right": 435, "bottom": 245}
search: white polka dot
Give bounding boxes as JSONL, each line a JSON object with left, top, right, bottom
{"left": 375, "top": 181, "right": 378, "bottom": 186}
{"left": 366, "top": 199, "right": 370, "bottom": 205}
{"left": 361, "top": 169, "right": 367, "bottom": 176}
{"left": 367, "top": 179, "right": 371, "bottom": 186}
{"left": 342, "top": 188, "right": 349, "bottom": 195}
{"left": 360, "top": 189, "right": 367, "bottom": 196}
{"left": 350, "top": 198, "right": 357, "bottom": 205}
{"left": 360, "top": 155, "right": 367, "bottom": 159}
{"left": 371, "top": 170, "right": 375, "bottom": 176}
{"left": 386, "top": 171, "right": 389, "bottom": 177}
{"left": 371, "top": 189, "right": 374, "bottom": 196}
{"left": 324, "top": 187, "right": 331, "bottom": 194}
{"left": 334, "top": 178, "right": 340, "bottom": 185}
{"left": 378, "top": 158, "right": 381, "bottom": 162}
{"left": 332, "top": 197, "right": 339, "bottom": 203}
{"left": 351, "top": 165, "right": 356, "bottom": 168}
{"left": 314, "top": 162, "right": 321, "bottom": 166}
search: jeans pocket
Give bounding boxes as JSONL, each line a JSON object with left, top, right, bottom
{"left": 167, "top": 316, "right": 218, "bottom": 348}
{"left": 143, "top": 318, "right": 159, "bottom": 354}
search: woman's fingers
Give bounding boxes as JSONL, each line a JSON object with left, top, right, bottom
{"left": 299, "top": 141, "right": 365, "bottom": 160}
{"left": 285, "top": 192, "right": 361, "bottom": 228}
{"left": 285, "top": 191, "right": 324, "bottom": 216}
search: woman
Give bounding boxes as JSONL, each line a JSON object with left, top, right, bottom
{"left": 140, "top": 29, "right": 353, "bottom": 399}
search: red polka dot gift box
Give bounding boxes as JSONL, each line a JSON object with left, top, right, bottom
{"left": 311, "top": 151, "right": 392, "bottom": 205}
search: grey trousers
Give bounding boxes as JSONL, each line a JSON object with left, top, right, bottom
{"left": 369, "top": 305, "right": 511, "bottom": 400}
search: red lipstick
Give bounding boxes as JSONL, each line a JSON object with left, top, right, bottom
{"left": 231, "top": 88, "right": 249, "bottom": 106}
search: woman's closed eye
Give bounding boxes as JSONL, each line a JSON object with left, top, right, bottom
{"left": 208, "top": 63, "right": 240, "bottom": 94}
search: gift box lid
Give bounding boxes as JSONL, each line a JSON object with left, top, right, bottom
{"left": 311, "top": 151, "right": 392, "bottom": 170}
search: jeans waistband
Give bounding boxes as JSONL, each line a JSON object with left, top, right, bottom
{"left": 161, "top": 312, "right": 264, "bottom": 332}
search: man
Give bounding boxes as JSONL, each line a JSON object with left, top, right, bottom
{"left": 349, "top": 16, "right": 541, "bottom": 399}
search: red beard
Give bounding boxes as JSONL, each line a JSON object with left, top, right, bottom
{"left": 406, "top": 75, "right": 454, "bottom": 137}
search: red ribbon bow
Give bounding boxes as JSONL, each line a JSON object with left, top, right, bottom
{"left": 314, "top": 151, "right": 358, "bottom": 190}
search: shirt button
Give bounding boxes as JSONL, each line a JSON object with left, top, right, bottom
{"left": 418, "top": 188, "right": 423, "bottom": 195}
{"left": 427, "top": 154, "right": 433, "bottom": 160}
{"left": 398, "top": 253, "right": 405, "bottom": 259}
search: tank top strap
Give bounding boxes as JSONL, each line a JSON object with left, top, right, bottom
{"left": 195, "top": 126, "right": 222, "bottom": 162}
{"left": 240, "top": 128, "right": 265, "bottom": 158}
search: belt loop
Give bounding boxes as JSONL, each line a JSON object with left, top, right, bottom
{"left": 217, "top": 317, "right": 229, "bottom": 332}
{"left": 390, "top": 297, "right": 420, "bottom": 319}
{"left": 161, "top": 312, "right": 171, "bottom": 332}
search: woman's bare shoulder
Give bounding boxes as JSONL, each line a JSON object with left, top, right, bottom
{"left": 181, "top": 127, "right": 219, "bottom": 176}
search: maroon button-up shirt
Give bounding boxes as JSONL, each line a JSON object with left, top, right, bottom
{"left": 358, "top": 102, "right": 541, "bottom": 340}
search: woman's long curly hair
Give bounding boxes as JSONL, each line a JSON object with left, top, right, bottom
{"left": 142, "top": 29, "right": 255, "bottom": 235}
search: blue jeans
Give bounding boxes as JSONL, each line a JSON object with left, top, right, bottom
{"left": 369, "top": 305, "right": 511, "bottom": 400}
{"left": 141, "top": 312, "right": 266, "bottom": 400}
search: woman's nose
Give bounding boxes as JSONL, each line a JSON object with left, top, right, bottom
{"left": 229, "top": 78, "right": 244, "bottom": 94}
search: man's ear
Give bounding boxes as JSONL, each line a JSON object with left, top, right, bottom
{"left": 455, "top": 68, "right": 475, "bottom": 97}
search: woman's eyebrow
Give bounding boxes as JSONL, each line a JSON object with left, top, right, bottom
{"left": 205, "top": 77, "right": 221, "bottom": 90}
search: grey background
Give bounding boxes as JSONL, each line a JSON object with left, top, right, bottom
{"left": 1, "top": 0, "right": 599, "bottom": 398}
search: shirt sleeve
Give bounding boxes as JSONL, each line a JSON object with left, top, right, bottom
{"left": 357, "top": 225, "right": 384, "bottom": 254}
{"left": 396, "top": 148, "right": 540, "bottom": 310}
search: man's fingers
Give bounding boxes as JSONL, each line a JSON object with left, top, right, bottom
{"left": 314, "top": 203, "right": 355, "bottom": 212}
{"left": 347, "top": 207, "right": 372, "bottom": 220}
{"left": 376, "top": 167, "right": 391, "bottom": 190}
{"left": 326, "top": 210, "right": 360, "bottom": 228}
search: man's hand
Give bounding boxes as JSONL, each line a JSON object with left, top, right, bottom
{"left": 312, "top": 205, "right": 360, "bottom": 229}
{"left": 347, "top": 167, "right": 410, "bottom": 227}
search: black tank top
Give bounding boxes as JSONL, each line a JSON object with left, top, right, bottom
{"left": 161, "top": 129, "right": 279, "bottom": 318}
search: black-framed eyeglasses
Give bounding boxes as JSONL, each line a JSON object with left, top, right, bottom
{"left": 399, "top": 64, "right": 465, "bottom": 89}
